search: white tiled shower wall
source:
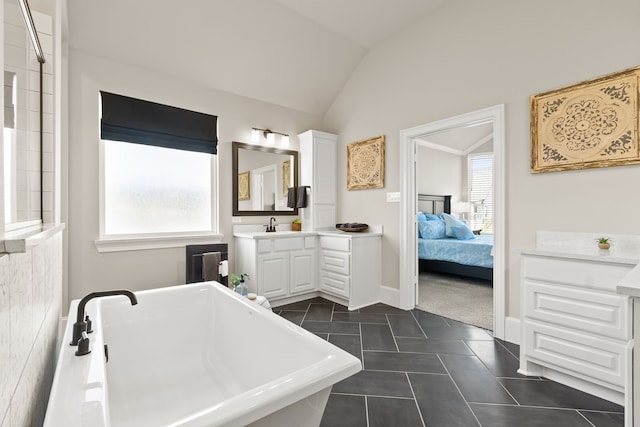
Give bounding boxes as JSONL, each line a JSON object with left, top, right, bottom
{"left": 0, "top": 231, "right": 63, "bottom": 427}
{"left": 4, "top": 4, "right": 53, "bottom": 223}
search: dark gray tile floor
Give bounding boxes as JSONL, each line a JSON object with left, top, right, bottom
{"left": 274, "top": 297, "right": 624, "bottom": 427}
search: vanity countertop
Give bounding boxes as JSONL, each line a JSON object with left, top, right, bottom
{"left": 233, "top": 225, "right": 383, "bottom": 239}
{"left": 316, "top": 229, "right": 383, "bottom": 238}
{"left": 234, "top": 230, "right": 317, "bottom": 239}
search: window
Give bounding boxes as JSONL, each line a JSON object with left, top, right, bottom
{"left": 103, "top": 141, "right": 213, "bottom": 235}
{"left": 468, "top": 153, "right": 493, "bottom": 233}
{"left": 97, "top": 92, "right": 219, "bottom": 251}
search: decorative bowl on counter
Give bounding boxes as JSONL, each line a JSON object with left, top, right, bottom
{"left": 336, "top": 223, "right": 368, "bottom": 232}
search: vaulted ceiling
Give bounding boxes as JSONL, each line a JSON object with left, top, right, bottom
{"left": 60, "top": 0, "right": 448, "bottom": 115}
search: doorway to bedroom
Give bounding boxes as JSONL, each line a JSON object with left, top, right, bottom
{"left": 415, "top": 128, "right": 494, "bottom": 330}
{"left": 399, "top": 104, "right": 505, "bottom": 339}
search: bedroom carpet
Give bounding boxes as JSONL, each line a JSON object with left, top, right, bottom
{"left": 417, "top": 271, "right": 493, "bottom": 330}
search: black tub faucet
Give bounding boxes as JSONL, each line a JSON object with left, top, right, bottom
{"left": 70, "top": 290, "right": 138, "bottom": 353}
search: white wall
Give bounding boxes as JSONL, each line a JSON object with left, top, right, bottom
{"left": 416, "top": 145, "right": 462, "bottom": 199}
{"left": 66, "top": 50, "right": 323, "bottom": 302}
{"left": 324, "top": 0, "right": 640, "bottom": 317}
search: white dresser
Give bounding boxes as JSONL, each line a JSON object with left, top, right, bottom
{"left": 520, "top": 231, "right": 640, "bottom": 427}
{"left": 617, "top": 267, "right": 640, "bottom": 427}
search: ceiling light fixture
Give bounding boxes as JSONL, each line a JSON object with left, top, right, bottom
{"left": 251, "top": 127, "right": 289, "bottom": 146}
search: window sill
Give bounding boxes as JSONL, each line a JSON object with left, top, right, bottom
{"left": 94, "top": 232, "right": 224, "bottom": 253}
{"left": 1, "top": 223, "right": 66, "bottom": 253}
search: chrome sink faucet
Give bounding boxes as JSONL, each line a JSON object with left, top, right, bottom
{"left": 70, "top": 290, "right": 138, "bottom": 356}
{"left": 266, "top": 217, "right": 277, "bottom": 232}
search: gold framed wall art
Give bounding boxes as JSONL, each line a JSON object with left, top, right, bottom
{"left": 238, "top": 171, "right": 250, "bottom": 200}
{"left": 282, "top": 160, "right": 291, "bottom": 194}
{"left": 531, "top": 66, "right": 640, "bottom": 173}
{"left": 347, "top": 135, "right": 385, "bottom": 190}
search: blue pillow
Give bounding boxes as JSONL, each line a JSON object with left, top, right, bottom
{"left": 441, "top": 212, "right": 468, "bottom": 238}
{"left": 418, "top": 219, "right": 446, "bottom": 239}
{"left": 417, "top": 212, "right": 427, "bottom": 223}
{"left": 451, "top": 224, "right": 475, "bottom": 240}
{"left": 424, "top": 213, "right": 440, "bottom": 221}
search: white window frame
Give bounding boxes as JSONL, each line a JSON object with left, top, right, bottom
{"left": 94, "top": 139, "right": 222, "bottom": 253}
{"left": 467, "top": 151, "right": 493, "bottom": 233}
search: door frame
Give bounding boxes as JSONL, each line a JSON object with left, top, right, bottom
{"left": 399, "top": 104, "right": 506, "bottom": 339}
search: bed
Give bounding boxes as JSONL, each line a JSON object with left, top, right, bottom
{"left": 417, "top": 194, "right": 493, "bottom": 282}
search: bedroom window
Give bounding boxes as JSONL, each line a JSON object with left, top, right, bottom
{"left": 97, "top": 92, "right": 219, "bottom": 250}
{"left": 468, "top": 153, "right": 493, "bottom": 233}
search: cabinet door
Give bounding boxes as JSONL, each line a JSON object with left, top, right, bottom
{"left": 290, "top": 249, "right": 316, "bottom": 294}
{"left": 313, "top": 136, "right": 336, "bottom": 205}
{"left": 257, "top": 253, "right": 288, "bottom": 299}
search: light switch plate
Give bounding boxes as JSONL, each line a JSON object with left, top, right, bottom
{"left": 386, "top": 192, "right": 400, "bottom": 203}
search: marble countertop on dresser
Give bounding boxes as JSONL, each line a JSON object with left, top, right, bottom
{"left": 520, "top": 245, "right": 640, "bottom": 266}
{"left": 617, "top": 266, "right": 640, "bottom": 298}
{"left": 520, "top": 230, "right": 640, "bottom": 298}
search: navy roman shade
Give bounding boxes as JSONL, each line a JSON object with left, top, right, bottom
{"left": 100, "top": 91, "right": 217, "bottom": 154}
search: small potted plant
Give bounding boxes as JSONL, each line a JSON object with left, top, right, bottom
{"left": 230, "top": 273, "right": 249, "bottom": 296}
{"left": 596, "top": 237, "right": 611, "bottom": 250}
{"left": 291, "top": 219, "right": 302, "bottom": 231}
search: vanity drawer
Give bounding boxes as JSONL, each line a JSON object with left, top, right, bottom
{"left": 257, "top": 237, "right": 304, "bottom": 253}
{"left": 524, "top": 281, "right": 630, "bottom": 341}
{"left": 320, "top": 236, "right": 350, "bottom": 252}
{"left": 523, "top": 319, "right": 627, "bottom": 389}
{"left": 257, "top": 239, "right": 272, "bottom": 253}
{"left": 320, "top": 249, "right": 350, "bottom": 275}
{"left": 319, "top": 270, "right": 350, "bottom": 298}
{"left": 273, "top": 237, "right": 303, "bottom": 252}
{"left": 523, "top": 256, "right": 633, "bottom": 292}
{"left": 304, "top": 236, "right": 315, "bottom": 249}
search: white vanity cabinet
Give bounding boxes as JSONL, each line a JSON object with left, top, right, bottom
{"left": 234, "top": 227, "right": 382, "bottom": 308}
{"left": 235, "top": 234, "right": 316, "bottom": 301}
{"left": 318, "top": 231, "right": 382, "bottom": 310}
{"left": 519, "top": 252, "right": 634, "bottom": 406}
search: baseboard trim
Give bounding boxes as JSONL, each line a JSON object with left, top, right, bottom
{"left": 505, "top": 316, "right": 520, "bottom": 345}
{"left": 380, "top": 285, "right": 402, "bottom": 309}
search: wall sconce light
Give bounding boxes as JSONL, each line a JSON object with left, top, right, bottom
{"left": 251, "top": 127, "right": 290, "bottom": 146}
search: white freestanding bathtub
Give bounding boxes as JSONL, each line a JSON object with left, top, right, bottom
{"left": 44, "top": 282, "right": 361, "bottom": 427}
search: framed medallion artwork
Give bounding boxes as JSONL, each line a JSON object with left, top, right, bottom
{"left": 238, "top": 171, "right": 250, "bottom": 201}
{"left": 531, "top": 66, "right": 640, "bottom": 173}
{"left": 347, "top": 135, "right": 385, "bottom": 190}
